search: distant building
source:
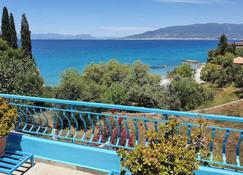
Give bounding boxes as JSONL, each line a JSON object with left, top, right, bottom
{"left": 228, "top": 40, "right": 243, "bottom": 48}
{"left": 233, "top": 56, "right": 243, "bottom": 65}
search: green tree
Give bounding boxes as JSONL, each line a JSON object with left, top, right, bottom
{"left": 0, "top": 38, "right": 43, "bottom": 96}
{"left": 210, "top": 52, "right": 234, "bottom": 67}
{"left": 235, "top": 68, "right": 243, "bottom": 88}
{"left": 9, "top": 13, "right": 18, "bottom": 48}
{"left": 21, "top": 14, "right": 32, "bottom": 56}
{"left": 218, "top": 34, "right": 228, "bottom": 55}
{"left": 200, "top": 64, "right": 220, "bottom": 83}
{"left": 169, "top": 64, "right": 193, "bottom": 78}
{"left": 167, "top": 77, "right": 213, "bottom": 111}
{"left": 1, "top": 7, "right": 11, "bottom": 45}
{"left": 56, "top": 60, "right": 167, "bottom": 108}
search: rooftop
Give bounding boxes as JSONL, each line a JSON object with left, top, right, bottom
{"left": 234, "top": 56, "right": 243, "bottom": 65}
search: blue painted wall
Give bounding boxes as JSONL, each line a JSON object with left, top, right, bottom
{"left": 6, "top": 133, "right": 243, "bottom": 175}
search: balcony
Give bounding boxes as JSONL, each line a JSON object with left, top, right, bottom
{"left": 1, "top": 93, "right": 243, "bottom": 175}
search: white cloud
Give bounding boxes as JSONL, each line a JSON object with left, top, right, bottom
{"left": 154, "top": 0, "right": 232, "bottom": 4}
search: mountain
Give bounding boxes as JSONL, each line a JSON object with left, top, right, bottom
{"left": 30, "top": 33, "right": 96, "bottom": 40}
{"left": 126, "top": 23, "right": 243, "bottom": 39}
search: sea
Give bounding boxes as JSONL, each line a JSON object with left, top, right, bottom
{"left": 31, "top": 40, "right": 218, "bottom": 86}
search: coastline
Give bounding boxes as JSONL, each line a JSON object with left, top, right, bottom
{"left": 160, "top": 64, "right": 205, "bottom": 86}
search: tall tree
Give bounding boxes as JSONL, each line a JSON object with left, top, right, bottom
{"left": 218, "top": 34, "right": 228, "bottom": 55}
{"left": 1, "top": 7, "right": 11, "bottom": 45}
{"left": 21, "top": 14, "right": 32, "bottom": 56}
{"left": 9, "top": 13, "right": 18, "bottom": 48}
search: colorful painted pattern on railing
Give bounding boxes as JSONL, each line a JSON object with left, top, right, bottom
{"left": 0, "top": 94, "right": 243, "bottom": 170}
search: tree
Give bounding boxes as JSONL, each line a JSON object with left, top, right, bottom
{"left": 9, "top": 13, "right": 18, "bottom": 48}
{"left": 218, "top": 34, "right": 228, "bottom": 55}
{"left": 200, "top": 64, "right": 220, "bottom": 83}
{"left": 169, "top": 64, "right": 193, "bottom": 78}
{"left": 21, "top": 14, "right": 32, "bottom": 56}
{"left": 167, "top": 77, "right": 213, "bottom": 111}
{"left": 56, "top": 60, "right": 167, "bottom": 108}
{"left": 0, "top": 38, "right": 43, "bottom": 96}
{"left": 235, "top": 68, "right": 243, "bottom": 88}
{"left": 1, "top": 7, "right": 11, "bottom": 45}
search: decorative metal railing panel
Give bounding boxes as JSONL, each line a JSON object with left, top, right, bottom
{"left": 0, "top": 93, "right": 243, "bottom": 170}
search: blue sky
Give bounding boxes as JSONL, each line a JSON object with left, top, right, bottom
{"left": 0, "top": 0, "right": 242, "bottom": 37}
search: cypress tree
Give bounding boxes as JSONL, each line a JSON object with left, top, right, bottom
{"left": 9, "top": 13, "right": 18, "bottom": 48}
{"left": 21, "top": 14, "right": 32, "bottom": 56}
{"left": 218, "top": 34, "right": 228, "bottom": 55}
{"left": 1, "top": 7, "right": 11, "bottom": 45}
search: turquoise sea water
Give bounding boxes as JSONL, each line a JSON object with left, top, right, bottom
{"left": 32, "top": 40, "right": 217, "bottom": 85}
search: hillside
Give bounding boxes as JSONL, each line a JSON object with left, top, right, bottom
{"left": 127, "top": 23, "right": 243, "bottom": 39}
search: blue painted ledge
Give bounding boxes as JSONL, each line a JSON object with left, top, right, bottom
{"left": 6, "top": 133, "right": 243, "bottom": 175}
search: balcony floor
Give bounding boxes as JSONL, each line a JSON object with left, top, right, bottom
{"left": 0, "top": 161, "right": 99, "bottom": 175}
{"left": 26, "top": 161, "right": 98, "bottom": 175}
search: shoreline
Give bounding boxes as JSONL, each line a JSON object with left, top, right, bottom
{"left": 160, "top": 64, "right": 205, "bottom": 86}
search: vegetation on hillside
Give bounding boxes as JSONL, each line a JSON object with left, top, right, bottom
{"left": 202, "top": 34, "right": 243, "bottom": 88}
{"left": 52, "top": 60, "right": 212, "bottom": 111}
{"left": 55, "top": 60, "right": 167, "bottom": 108}
{"left": 0, "top": 7, "right": 44, "bottom": 96}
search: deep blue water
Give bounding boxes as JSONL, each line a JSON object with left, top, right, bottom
{"left": 32, "top": 40, "right": 217, "bottom": 85}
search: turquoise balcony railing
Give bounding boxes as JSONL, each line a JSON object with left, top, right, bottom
{"left": 1, "top": 93, "right": 243, "bottom": 172}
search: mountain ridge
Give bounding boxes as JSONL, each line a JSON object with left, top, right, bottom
{"left": 126, "top": 23, "right": 243, "bottom": 40}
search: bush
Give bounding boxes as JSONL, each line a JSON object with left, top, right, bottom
{"left": 235, "top": 68, "right": 243, "bottom": 88}
{"left": 200, "top": 64, "right": 220, "bottom": 83}
{"left": 203, "top": 51, "right": 242, "bottom": 87}
{"left": 169, "top": 64, "right": 193, "bottom": 78}
{"left": 0, "top": 38, "right": 44, "bottom": 96}
{"left": 56, "top": 60, "right": 167, "bottom": 108}
{"left": 236, "top": 48, "right": 243, "bottom": 57}
{"left": 0, "top": 98, "right": 17, "bottom": 136}
{"left": 167, "top": 77, "right": 213, "bottom": 111}
{"left": 118, "top": 119, "right": 208, "bottom": 175}
{"left": 209, "top": 52, "right": 234, "bottom": 67}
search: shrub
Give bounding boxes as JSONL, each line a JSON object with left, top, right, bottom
{"left": 167, "top": 77, "right": 213, "bottom": 111}
{"left": 0, "top": 98, "right": 17, "bottom": 136}
{"left": 56, "top": 60, "right": 167, "bottom": 108}
{"left": 168, "top": 64, "right": 193, "bottom": 78}
{"left": 200, "top": 64, "right": 220, "bottom": 83}
{"left": 0, "top": 38, "right": 44, "bottom": 96}
{"left": 118, "top": 119, "right": 208, "bottom": 175}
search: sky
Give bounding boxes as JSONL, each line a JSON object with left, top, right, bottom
{"left": 0, "top": 0, "right": 243, "bottom": 37}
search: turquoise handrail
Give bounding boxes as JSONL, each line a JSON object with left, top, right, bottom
{"left": 0, "top": 93, "right": 243, "bottom": 170}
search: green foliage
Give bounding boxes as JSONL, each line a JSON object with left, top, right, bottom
{"left": 0, "top": 98, "right": 17, "bottom": 136}
{"left": 21, "top": 14, "right": 32, "bottom": 57}
{"left": 56, "top": 60, "right": 167, "bottom": 108}
{"left": 235, "top": 68, "right": 243, "bottom": 88}
{"left": 200, "top": 64, "right": 220, "bottom": 83}
{"left": 236, "top": 48, "right": 243, "bottom": 57}
{"left": 218, "top": 34, "right": 228, "bottom": 55}
{"left": 207, "top": 34, "right": 236, "bottom": 62}
{"left": 0, "top": 38, "right": 44, "bottom": 96}
{"left": 169, "top": 64, "right": 193, "bottom": 78}
{"left": 209, "top": 52, "right": 234, "bottom": 67}
{"left": 203, "top": 52, "right": 242, "bottom": 88}
{"left": 167, "top": 77, "right": 213, "bottom": 111}
{"left": 118, "top": 119, "right": 208, "bottom": 175}
{"left": 1, "top": 7, "right": 11, "bottom": 45}
{"left": 9, "top": 13, "right": 18, "bottom": 49}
